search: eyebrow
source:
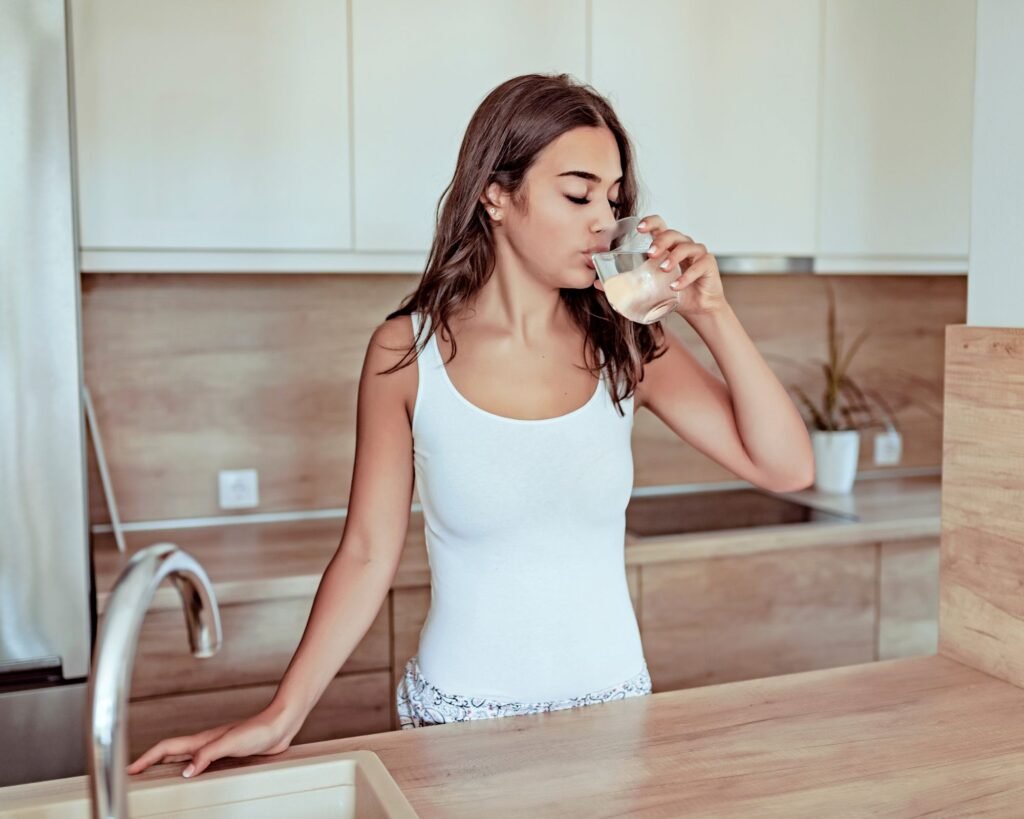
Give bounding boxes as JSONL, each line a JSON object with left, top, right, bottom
{"left": 557, "top": 170, "right": 623, "bottom": 184}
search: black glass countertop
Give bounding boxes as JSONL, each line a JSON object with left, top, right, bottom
{"left": 624, "top": 487, "right": 858, "bottom": 538}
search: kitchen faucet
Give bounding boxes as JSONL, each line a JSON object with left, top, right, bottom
{"left": 88, "top": 543, "right": 222, "bottom": 819}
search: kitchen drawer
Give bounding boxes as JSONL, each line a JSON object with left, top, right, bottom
{"left": 116, "top": 595, "right": 390, "bottom": 699}
{"left": 126, "top": 671, "right": 392, "bottom": 761}
{"left": 641, "top": 543, "right": 878, "bottom": 691}
{"left": 878, "top": 537, "right": 940, "bottom": 660}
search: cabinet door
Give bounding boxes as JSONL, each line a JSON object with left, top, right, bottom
{"left": 127, "top": 672, "right": 391, "bottom": 760}
{"left": 640, "top": 544, "right": 877, "bottom": 691}
{"left": 816, "top": 0, "right": 975, "bottom": 272}
{"left": 71, "top": 0, "right": 352, "bottom": 251}
{"left": 390, "top": 587, "right": 429, "bottom": 730}
{"left": 592, "top": 0, "right": 821, "bottom": 258}
{"left": 878, "top": 537, "right": 940, "bottom": 660}
{"left": 350, "top": 0, "right": 587, "bottom": 252}
{"left": 120, "top": 595, "right": 390, "bottom": 699}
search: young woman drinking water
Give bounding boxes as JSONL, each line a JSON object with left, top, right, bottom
{"left": 128, "top": 72, "right": 814, "bottom": 778}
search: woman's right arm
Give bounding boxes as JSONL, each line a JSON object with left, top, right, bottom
{"left": 127, "top": 316, "right": 417, "bottom": 778}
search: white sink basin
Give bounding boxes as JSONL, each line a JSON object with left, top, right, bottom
{"left": 0, "top": 750, "right": 419, "bottom": 818}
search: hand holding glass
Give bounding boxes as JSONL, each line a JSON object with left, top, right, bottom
{"left": 591, "top": 216, "right": 681, "bottom": 324}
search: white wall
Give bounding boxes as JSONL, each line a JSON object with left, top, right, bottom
{"left": 967, "top": 0, "right": 1024, "bottom": 328}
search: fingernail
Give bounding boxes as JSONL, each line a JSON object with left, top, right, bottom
{"left": 660, "top": 260, "right": 671, "bottom": 270}
{"left": 182, "top": 764, "right": 195, "bottom": 778}
{"left": 647, "top": 246, "right": 658, "bottom": 256}
{"left": 637, "top": 221, "right": 647, "bottom": 230}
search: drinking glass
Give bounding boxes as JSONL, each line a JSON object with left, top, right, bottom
{"left": 592, "top": 216, "right": 681, "bottom": 324}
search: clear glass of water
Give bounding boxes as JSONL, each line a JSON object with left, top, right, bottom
{"left": 592, "top": 216, "right": 681, "bottom": 324}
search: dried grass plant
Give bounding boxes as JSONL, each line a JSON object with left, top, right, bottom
{"left": 788, "top": 283, "right": 893, "bottom": 433}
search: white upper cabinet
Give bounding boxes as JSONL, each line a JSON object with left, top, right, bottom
{"left": 816, "top": 0, "right": 975, "bottom": 273}
{"left": 69, "top": 1, "right": 976, "bottom": 274}
{"left": 591, "top": 0, "right": 822, "bottom": 261}
{"left": 71, "top": 0, "right": 352, "bottom": 256}
{"left": 350, "top": 0, "right": 587, "bottom": 252}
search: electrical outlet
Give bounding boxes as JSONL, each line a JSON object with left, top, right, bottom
{"left": 218, "top": 468, "right": 259, "bottom": 509}
{"left": 873, "top": 429, "right": 903, "bottom": 466}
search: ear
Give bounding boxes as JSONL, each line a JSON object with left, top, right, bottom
{"left": 478, "top": 182, "right": 510, "bottom": 216}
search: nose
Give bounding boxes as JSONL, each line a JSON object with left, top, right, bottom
{"left": 590, "top": 218, "right": 617, "bottom": 253}
{"left": 594, "top": 204, "right": 618, "bottom": 231}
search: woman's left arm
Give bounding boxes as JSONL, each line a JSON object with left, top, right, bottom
{"left": 624, "top": 215, "right": 815, "bottom": 493}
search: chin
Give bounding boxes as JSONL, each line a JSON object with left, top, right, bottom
{"left": 561, "top": 267, "right": 597, "bottom": 290}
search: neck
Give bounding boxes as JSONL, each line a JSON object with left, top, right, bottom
{"left": 466, "top": 233, "right": 566, "bottom": 343}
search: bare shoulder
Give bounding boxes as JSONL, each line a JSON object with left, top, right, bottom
{"left": 362, "top": 313, "right": 418, "bottom": 421}
{"left": 367, "top": 313, "right": 415, "bottom": 359}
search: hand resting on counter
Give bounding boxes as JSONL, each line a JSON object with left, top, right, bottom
{"left": 126, "top": 703, "right": 298, "bottom": 779}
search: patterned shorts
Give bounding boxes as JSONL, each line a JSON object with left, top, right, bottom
{"left": 395, "top": 655, "right": 653, "bottom": 729}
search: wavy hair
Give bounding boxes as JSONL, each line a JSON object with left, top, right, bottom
{"left": 383, "top": 73, "right": 667, "bottom": 415}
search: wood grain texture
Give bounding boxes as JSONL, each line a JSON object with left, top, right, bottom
{"left": 80, "top": 273, "right": 962, "bottom": 522}
{"left": 81, "top": 272, "right": 417, "bottom": 522}
{"left": 641, "top": 543, "right": 878, "bottom": 690}
{"left": 638, "top": 273, "right": 962, "bottom": 487}
{"left": 878, "top": 537, "right": 940, "bottom": 660}
{"left": 939, "top": 325, "right": 1024, "bottom": 686}
{"left": 118, "top": 596, "right": 389, "bottom": 699}
{"left": 98, "top": 655, "right": 1024, "bottom": 817}
{"left": 126, "top": 671, "right": 392, "bottom": 761}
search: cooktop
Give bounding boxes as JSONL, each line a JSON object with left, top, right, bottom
{"left": 624, "top": 487, "right": 858, "bottom": 538}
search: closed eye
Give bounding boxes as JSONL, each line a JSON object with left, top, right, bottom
{"left": 567, "top": 195, "right": 621, "bottom": 208}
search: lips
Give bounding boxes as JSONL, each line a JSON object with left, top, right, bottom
{"left": 582, "top": 245, "right": 609, "bottom": 269}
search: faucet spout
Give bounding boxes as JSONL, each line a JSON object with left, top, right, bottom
{"left": 88, "top": 543, "right": 222, "bottom": 819}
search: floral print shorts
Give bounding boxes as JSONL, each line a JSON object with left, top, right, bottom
{"left": 395, "top": 655, "right": 653, "bottom": 729}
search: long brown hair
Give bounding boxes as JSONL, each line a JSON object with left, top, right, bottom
{"left": 383, "top": 73, "right": 667, "bottom": 416}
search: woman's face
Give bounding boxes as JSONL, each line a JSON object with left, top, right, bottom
{"left": 491, "top": 126, "right": 624, "bottom": 290}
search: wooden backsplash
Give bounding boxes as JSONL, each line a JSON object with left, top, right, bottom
{"left": 81, "top": 273, "right": 965, "bottom": 524}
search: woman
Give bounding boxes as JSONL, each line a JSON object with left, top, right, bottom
{"left": 128, "top": 73, "right": 814, "bottom": 778}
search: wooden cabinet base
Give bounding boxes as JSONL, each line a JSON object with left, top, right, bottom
{"left": 641, "top": 544, "right": 878, "bottom": 691}
{"left": 878, "top": 537, "right": 940, "bottom": 660}
{"left": 120, "top": 596, "right": 390, "bottom": 699}
{"left": 126, "top": 671, "right": 392, "bottom": 761}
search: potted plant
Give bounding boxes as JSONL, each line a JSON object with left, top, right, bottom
{"left": 789, "top": 284, "right": 892, "bottom": 494}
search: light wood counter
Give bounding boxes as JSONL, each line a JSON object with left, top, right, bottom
{"left": 12, "top": 653, "right": 1022, "bottom": 817}
{"left": 93, "top": 473, "right": 940, "bottom": 613}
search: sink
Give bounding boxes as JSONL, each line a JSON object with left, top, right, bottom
{"left": 0, "top": 750, "right": 419, "bottom": 818}
{"left": 625, "top": 487, "right": 858, "bottom": 538}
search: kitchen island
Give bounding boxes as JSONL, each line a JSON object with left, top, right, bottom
{"left": 7, "top": 653, "right": 1024, "bottom": 817}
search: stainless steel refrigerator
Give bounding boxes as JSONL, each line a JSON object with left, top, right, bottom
{"left": 0, "top": 0, "right": 95, "bottom": 787}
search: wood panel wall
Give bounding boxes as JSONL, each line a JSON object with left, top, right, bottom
{"left": 939, "top": 325, "right": 1024, "bottom": 687}
{"left": 80, "top": 273, "right": 964, "bottom": 523}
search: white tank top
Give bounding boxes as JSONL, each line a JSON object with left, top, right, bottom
{"left": 409, "top": 310, "right": 646, "bottom": 702}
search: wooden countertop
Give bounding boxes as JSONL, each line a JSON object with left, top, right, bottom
{"left": 13, "top": 653, "right": 1024, "bottom": 816}
{"left": 93, "top": 473, "right": 941, "bottom": 613}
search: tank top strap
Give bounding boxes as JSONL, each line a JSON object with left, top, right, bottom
{"left": 410, "top": 310, "right": 447, "bottom": 417}
{"left": 411, "top": 310, "right": 444, "bottom": 368}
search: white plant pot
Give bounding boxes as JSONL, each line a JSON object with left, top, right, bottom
{"left": 811, "top": 429, "right": 860, "bottom": 494}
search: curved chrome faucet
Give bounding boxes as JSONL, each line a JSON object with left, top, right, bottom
{"left": 88, "top": 543, "right": 222, "bottom": 819}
